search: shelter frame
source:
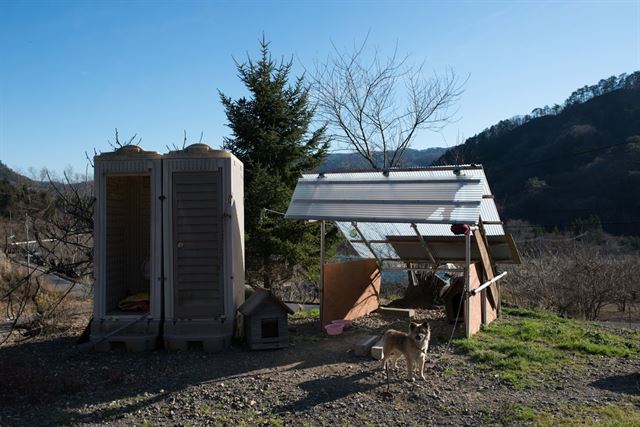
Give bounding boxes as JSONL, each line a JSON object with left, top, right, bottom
{"left": 287, "top": 166, "right": 518, "bottom": 338}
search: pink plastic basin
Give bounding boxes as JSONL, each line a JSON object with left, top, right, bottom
{"left": 324, "top": 322, "right": 345, "bottom": 335}
{"left": 331, "top": 319, "right": 352, "bottom": 329}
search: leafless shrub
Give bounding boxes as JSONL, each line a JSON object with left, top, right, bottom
{"left": 504, "top": 238, "right": 640, "bottom": 320}
{"left": 270, "top": 266, "right": 320, "bottom": 304}
{"left": 0, "top": 172, "right": 93, "bottom": 345}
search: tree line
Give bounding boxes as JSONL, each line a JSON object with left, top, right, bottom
{"left": 468, "top": 71, "right": 640, "bottom": 143}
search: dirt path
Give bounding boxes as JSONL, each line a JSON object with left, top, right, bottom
{"left": 1, "top": 312, "right": 639, "bottom": 426}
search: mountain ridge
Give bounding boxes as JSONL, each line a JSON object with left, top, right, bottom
{"left": 437, "top": 87, "right": 640, "bottom": 235}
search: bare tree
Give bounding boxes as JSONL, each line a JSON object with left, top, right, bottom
{"left": 312, "top": 39, "right": 465, "bottom": 169}
{"left": 0, "top": 172, "right": 94, "bottom": 345}
{"left": 503, "top": 235, "right": 640, "bottom": 321}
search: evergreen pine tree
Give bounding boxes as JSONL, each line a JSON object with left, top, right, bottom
{"left": 219, "top": 38, "right": 332, "bottom": 289}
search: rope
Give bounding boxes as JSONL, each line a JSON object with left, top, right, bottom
{"left": 446, "top": 290, "right": 467, "bottom": 349}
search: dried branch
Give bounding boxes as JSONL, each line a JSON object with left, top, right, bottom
{"left": 312, "top": 39, "right": 466, "bottom": 169}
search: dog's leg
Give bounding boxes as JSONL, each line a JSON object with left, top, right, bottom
{"left": 406, "top": 356, "right": 414, "bottom": 381}
{"left": 387, "top": 353, "right": 398, "bottom": 371}
{"left": 384, "top": 359, "right": 391, "bottom": 392}
{"left": 419, "top": 356, "right": 426, "bottom": 380}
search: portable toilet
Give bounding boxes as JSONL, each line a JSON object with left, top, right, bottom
{"left": 162, "top": 143, "right": 244, "bottom": 352}
{"left": 91, "top": 145, "right": 163, "bottom": 351}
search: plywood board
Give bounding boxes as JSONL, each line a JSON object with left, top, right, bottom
{"left": 467, "top": 263, "right": 483, "bottom": 336}
{"left": 322, "top": 259, "right": 381, "bottom": 327}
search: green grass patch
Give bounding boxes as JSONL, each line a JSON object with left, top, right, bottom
{"left": 487, "top": 403, "right": 640, "bottom": 426}
{"left": 454, "top": 307, "right": 640, "bottom": 388}
{"left": 290, "top": 307, "right": 320, "bottom": 319}
{"left": 196, "top": 404, "right": 212, "bottom": 417}
{"left": 533, "top": 403, "right": 640, "bottom": 426}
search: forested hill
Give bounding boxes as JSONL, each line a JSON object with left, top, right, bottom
{"left": 319, "top": 147, "right": 446, "bottom": 172}
{"left": 0, "top": 161, "right": 33, "bottom": 185}
{"left": 438, "top": 86, "right": 640, "bottom": 236}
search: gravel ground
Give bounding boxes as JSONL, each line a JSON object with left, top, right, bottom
{"left": 1, "top": 309, "right": 639, "bottom": 426}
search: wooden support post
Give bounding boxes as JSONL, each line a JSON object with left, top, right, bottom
{"left": 473, "top": 226, "right": 497, "bottom": 310}
{"left": 320, "top": 220, "right": 325, "bottom": 330}
{"left": 464, "top": 229, "right": 471, "bottom": 338}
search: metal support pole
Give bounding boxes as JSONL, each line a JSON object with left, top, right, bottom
{"left": 319, "top": 220, "right": 325, "bottom": 329}
{"left": 464, "top": 229, "right": 471, "bottom": 338}
{"left": 379, "top": 267, "right": 466, "bottom": 273}
{"left": 497, "top": 279, "right": 502, "bottom": 319}
{"left": 351, "top": 222, "right": 382, "bottom": 267}
{"left": 470, "top": 271, "right": 508, "bottom": 296}
{"left": 410, "top": 223, "right": 436, "bottom": 264}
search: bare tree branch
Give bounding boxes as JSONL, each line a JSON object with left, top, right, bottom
{"left": 312, "top": 39, "right": 466, "bottom": 169}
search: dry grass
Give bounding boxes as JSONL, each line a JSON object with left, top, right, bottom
{"left": 0, "top": 252, "right": 90, "bottom": 345}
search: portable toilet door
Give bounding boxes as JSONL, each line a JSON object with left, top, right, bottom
{"left": 90, "top": 145, "right": 163, "bottom": 352}
{"left": 162, "top": 143, "right": 244, "bottom": 352}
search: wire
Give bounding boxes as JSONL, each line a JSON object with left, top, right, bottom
{"left": 262, "top": 208, "right": 286, "bottom": 216}
{"left": 515, "top": 232, "right": 589, "bottom": 243}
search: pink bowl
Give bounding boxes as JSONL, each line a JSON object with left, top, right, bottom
{"left": 331, "top": 319, "right": 352, "bottom": 329}
{"left": 324, "top": 322, "right": 345, "bottom": 335}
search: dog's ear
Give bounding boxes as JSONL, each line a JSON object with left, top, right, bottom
{"left": 410, "top": 322, "right": 419, "bottom": 331}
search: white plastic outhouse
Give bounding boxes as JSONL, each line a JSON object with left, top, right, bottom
{"left": 162, "top": 143, "right": 245, "bottom": 352}
{"left": 91, "top": 145, "right": 163, "bottom": 351}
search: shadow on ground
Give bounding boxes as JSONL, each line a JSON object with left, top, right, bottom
{"left": 590, "top": 373, "right": 640, "bottom": 395}
{"left": 0, "top": 318, "right": 373, "bottom": 426}
{"left": 274, "top": 371, "right": 377, "bottom": 414}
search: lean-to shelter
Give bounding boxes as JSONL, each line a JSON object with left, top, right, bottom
{"left": 285, "top": 165, "right": 520, "bottom": 337}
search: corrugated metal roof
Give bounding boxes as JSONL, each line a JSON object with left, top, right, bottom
{"left": 285, "top": 165, "right": 511, "bottom": 263}
{"left": 285, "top": 170, "right": 483, "bottom": 224}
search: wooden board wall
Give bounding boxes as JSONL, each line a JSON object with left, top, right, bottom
{"left": 466, "top": 261, "right": 499, "bottom": 336}
{"left": 467, "top": 262, "right": 483, "bottom": 336}
{"left": 322, "top": 259, "right": 381, "bottom": 327}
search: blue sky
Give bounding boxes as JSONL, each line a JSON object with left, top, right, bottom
{"left": 1, "top": 0, "right": 639, "bottom": 177}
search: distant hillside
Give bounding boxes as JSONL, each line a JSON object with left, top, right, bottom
{"left": 438, "top": 86, "right": 640, "bottom": 235}
{"left": 0, "top": 161, "right": 33, "bottom": 185}
{"left": 319, "top": 147, "right": 446, "bottom": 172}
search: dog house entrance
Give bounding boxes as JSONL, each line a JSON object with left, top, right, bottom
{"left": 105, "top": 175, "right": 151, "bottom": 315}
{"left": 261, "top": 318, "right": 279, "bottom": 339}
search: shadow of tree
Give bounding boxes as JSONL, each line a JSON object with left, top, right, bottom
{"left": 273, "top": 371, "right": 378, "bottom": 414}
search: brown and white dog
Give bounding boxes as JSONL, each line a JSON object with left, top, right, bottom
{"left": 382, "top": 321, "right": 431, "bottom": 385}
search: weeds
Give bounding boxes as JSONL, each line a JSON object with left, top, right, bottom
{"left": 487, "top": 402, "right": 640, "bottom": 426}
{"left": 196, "top": 404, "right": 212, "bottom": 417}
{"left": 291, "top": 308, "right": 320, "bottom": 319}
{"left": 534, "top": 403, "right": 639, "bottom": 426}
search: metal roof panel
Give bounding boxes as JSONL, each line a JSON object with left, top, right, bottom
{"left": 287, "top": 165, "right": 511, "bottom": 261}
{"left": 286, "top": 169, "right": 484, "bottom": 224}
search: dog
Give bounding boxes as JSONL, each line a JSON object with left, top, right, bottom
{"left": 382, "top": 321, "right": 431, "bottom": 385}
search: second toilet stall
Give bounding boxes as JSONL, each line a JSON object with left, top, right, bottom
{"left": 162, "top": 143, "right": 245, "bottom": 351}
